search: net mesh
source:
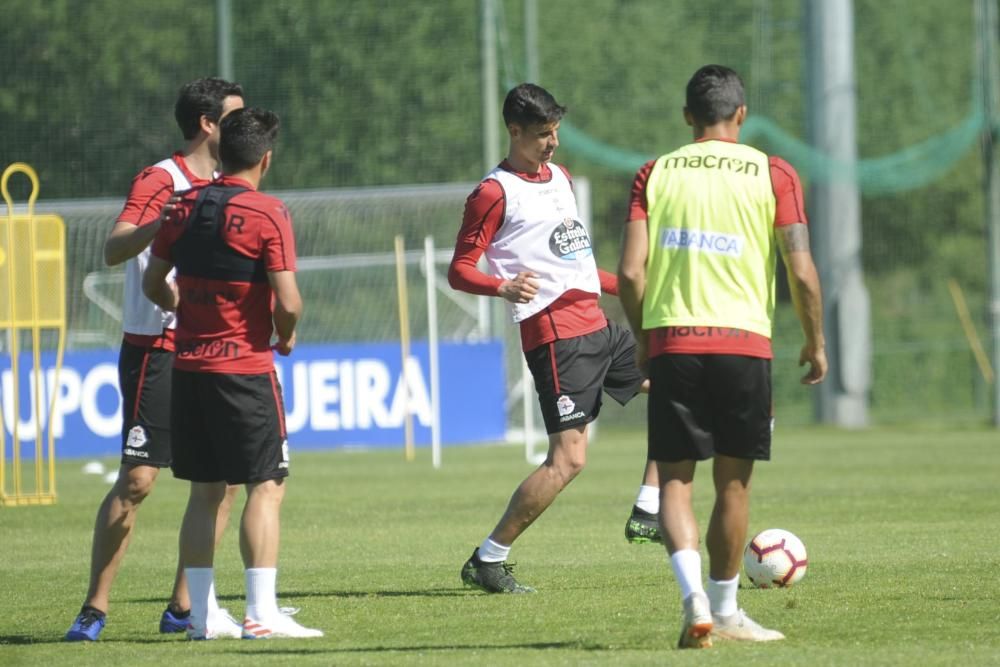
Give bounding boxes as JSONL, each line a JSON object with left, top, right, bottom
{"left": 34, "top": 184, "right": 538, "bottom": 436}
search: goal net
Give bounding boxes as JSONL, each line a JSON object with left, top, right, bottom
{"left": 45, "top": 179, "right": 592, "bottom": 455}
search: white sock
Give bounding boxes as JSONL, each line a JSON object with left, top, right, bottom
{"left": 207, "top": 580, "right": 221, "bottom": 618}
{"left": 245, "top": 567, "right": 279, "bottom": 620}
{"left": 477, "top": 537, "right": 511, "bottom": 563}
{"left": 635, "top": 485, "right": 659, "bottom": 514}
{"left": 707, "top": 575, "right": 740, "bottom": 616}
{"left": 185, "top": 567, "right": 214, "bottom": 631}
{"left": 669, "top": 549, "right": 704, "bottom": 601}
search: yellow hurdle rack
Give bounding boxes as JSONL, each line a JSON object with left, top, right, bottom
{"left": 0, "top": 163, "right": 67, "bottom": 506}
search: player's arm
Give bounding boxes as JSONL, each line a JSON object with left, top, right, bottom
{"left": 617, "top": 160, "right": 655, "bottom": 366}
{"left": 777, "top": 224, "right": 827, "bottom": 385}
{"left": 141, "top": 255, "right": 178, "bottom": 311}
{"left": 269, "top": 271, "right": 302, "bottom": 356}
{"left": 617, "top": 217, "right": 648, "bottom": 345}
{"left": 597, "top": 268, "right": 619, "bottom": 296}
{"left": 262, "top": 202, "right": 302, "bottom": 356}
{"left": 770, "top": 156, "right": 827, "bottom": 385}
{"left": 104, "top": 220, "right": 164, "bottom": 266}
{"left": 104, "top": 170, "right": 175, "bottom": 266}
{"left": 447, "top": 180, "right": 538, "bottom": 303}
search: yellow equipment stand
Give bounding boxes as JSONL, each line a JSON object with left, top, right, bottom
{"left": 0, "top": 163, "right": 67, "bottom": 506}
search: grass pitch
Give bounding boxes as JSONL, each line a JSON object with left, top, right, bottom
{"left": 2, "top": 426, "right": 999, "bottom": 666}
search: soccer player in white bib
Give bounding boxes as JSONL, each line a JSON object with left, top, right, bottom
{"left": 65, "top": 78, "right": 245, "bottom": 641}
{"left": 450, "top": 83, "right": 659, "bottom": 594}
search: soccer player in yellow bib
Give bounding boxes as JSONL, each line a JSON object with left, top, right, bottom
{"left": 618, "top": 65, "right": 827, "bottom": 648}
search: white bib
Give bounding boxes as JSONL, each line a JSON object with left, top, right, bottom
{"left": 120, "top": 157, "right": 189, "bottom": 336}
{"left": 483, "top": 164, "right": 601, "bottom": 322}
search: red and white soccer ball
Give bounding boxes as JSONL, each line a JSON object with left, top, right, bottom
{"left": 743, "top": 528, "right": 808, "bottom": 588}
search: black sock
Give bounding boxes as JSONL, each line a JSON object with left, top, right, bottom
{"left": 81, "top": 605, "right": 106, "bottom": 619}
{"left": 167, "top": 605, "right": 191, "bottom": 618}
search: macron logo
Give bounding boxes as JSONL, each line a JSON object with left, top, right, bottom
{"left": 661, "top": 228, "right": 743, "bottom": 257}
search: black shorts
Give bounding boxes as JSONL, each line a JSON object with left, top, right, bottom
{"left": 170, "top": 369, "right": 290, "bottom": 485}
{"left": 118, "top": 341, "right": 172, "bottom": 468}
{"left": 524, "top": 320, "right": 645, "bottom": 434}
{"left": 648, "top": 353, "right": 772, "bottom": 463}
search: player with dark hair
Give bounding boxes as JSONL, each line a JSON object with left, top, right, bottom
{"left": 449, "top": 83, "right": 660, "bottom": 594}
{"left": 143, "top": 107, "right": 321, "bottom": 639}
{"left": 65, "top": 77, "right": 245, "bottom": 642}
{"left": 618, "top": 64, "right": 826, "bottom": 648}
{"left": 172, "top": 78, "right": 246, "bottom": 141}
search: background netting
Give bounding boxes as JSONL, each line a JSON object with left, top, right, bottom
{"left": 1, "top": 0, "right": 994, "bottom": 427}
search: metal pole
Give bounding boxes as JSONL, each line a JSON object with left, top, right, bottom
{"left": 217, "top": 0, "right": 234, "bottom": 80}
{"left": 424, "top": 236, "right": 442, "bottom": 468}
{"left": 481, "top": 0, "right": 501, "bottom": 173}
{"left": 805, "top": 0, "right": 870, "bottom": 427}
{"left": 976, "top": 0, "right": 1000, "bottom": 425}
{"left": 394, "top": 236, "right": 415, "bottom": 461}
{"left": 524, "top": 0, "right": 539, "bottom": 83}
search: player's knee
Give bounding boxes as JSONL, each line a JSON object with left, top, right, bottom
{"left": 551, "top": 452, "right": 586, "bottom": 484}
{"left": 220, "top": 484, "right": 241, "bottom": 505}
{"left": 248, "top": 478, "right": 286, "bottom": 504}
{"left": 118, "top": 466, "right": 158, "bottom": 504}
{"left": 188, "top": 480, "right": 229, "bottom": 504}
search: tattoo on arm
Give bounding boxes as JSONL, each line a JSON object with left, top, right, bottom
{"left": 778, "top": 223, "right": 811, "bottom": 253}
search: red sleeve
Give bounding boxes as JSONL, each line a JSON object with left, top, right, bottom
{"left": 117, "top": 166, "right": 174, "bottom": 227}
{"left": 260, "top": 200, "right": 297, "bottom": 272}
{"left": 447, "top": 180, "right": 505, "bottom": 296}
{"left": 769, "top": 156, "right": 807, "bottom": 227}
{"left": 627, "top": 159, "right": 657, "bottom": 222}
{"left": 598, "top": 268, "right": 619, "bottom": 296}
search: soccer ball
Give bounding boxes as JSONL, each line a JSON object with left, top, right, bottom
{"left": 743, "top": 528, "right": 808, "bottom": 588}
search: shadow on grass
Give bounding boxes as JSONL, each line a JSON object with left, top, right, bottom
{"left": 0, "top": 635, "right": 48, "bottom": 645}
{"left": 1, "top": 635, "right": 615, "bottom": 654}
{"left": 130, "top": 588, "right": 475, "bottom": 604}
{"left": 0, "top": 635, "right": 179, "bottom": 646}
{"left": 217, "top": 640, "right": 611, "bottom": 656}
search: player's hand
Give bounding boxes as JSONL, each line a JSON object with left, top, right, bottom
{"left": 498, "top": 271, "right": 540, "bottom": 304}
{"left": 273, "top": 332, "right": 296, "bottom": 356}
{"left": 799, "top": 342, "right": 827, "bottom": 385}
{"left": 157, "top": 194, "right": 184, "bottom": 227}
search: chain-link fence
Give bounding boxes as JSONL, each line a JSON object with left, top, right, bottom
{"left": 2, "top": 0, "right": 994, "bottom": 426}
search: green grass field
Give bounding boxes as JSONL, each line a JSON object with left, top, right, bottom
{"left": 3, "top": 426, "right": 999, "bottom": 666}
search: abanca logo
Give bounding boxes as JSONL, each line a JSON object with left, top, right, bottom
{"left": 549, "top": 218, "right": 593, "bottom": 260}
{"left": 660, "top": 228, "right": 743, "bottom": 257}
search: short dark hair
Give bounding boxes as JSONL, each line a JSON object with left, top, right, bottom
{"left": 685, "top": 65, "right": 745, "bottom": 125}
{"left": 219, "top": 107, "right": 280, "bottom": 173}
{"left": 502, "top": 83, "right": 566, "bottom": 127}
{"left": 174, "top": 77, "right": 244, "bottom": 140}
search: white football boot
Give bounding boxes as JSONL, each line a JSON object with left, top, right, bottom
{"left": 711, "top": 609, "right": 785, "bottom": 641}
{"left": 242, "top": 613, "right": 323, "bottom": 639}
{"left": 678, "top": 591, "right": 713, "bottom": 649}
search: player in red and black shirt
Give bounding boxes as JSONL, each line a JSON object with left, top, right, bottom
{"left": 66, "top": 78, "right": 245, "bottom": 643}
{"left": 154, "top": 179, "right": 296, "bottom": 375}
{"left": 145, "top": 107, "right": 321, "bottom": 640}
{"left": 450, "top": 84, "right": 659, "bottom": 596}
